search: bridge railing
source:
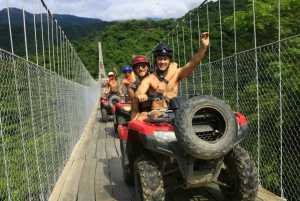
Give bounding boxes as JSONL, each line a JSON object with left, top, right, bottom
{"left": 0, "top": 1, "right": 99, "bottom": 200}
{"left": 139, "top": 1, "right": 299, "bottom": 200}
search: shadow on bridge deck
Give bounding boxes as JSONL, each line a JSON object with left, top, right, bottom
{"left": 49, "top": 105, "right": 283, "bottom": 201}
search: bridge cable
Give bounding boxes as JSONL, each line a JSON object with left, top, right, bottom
{"left": 252, "top": 0, "right": 261, "bottom": 185}
{"left": 278, "top": 0, "right": 283, "bottom": 199}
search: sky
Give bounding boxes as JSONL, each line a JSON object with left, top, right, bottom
{"left": 2, "top": 0, "right": 206, "bottom": 21}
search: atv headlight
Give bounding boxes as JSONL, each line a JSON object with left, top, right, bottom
{"left": 123, "top": 106, "right": 131, "bottom": 111}
{"left": 154, "top": 131, "right": 177, "bottom": 142}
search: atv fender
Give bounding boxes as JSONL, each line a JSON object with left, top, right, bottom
{"left": 118, "top": 125, "right": 129, "bottom": 141}
{"left": 233, "top": 112, "right": 249, "bottom": 146}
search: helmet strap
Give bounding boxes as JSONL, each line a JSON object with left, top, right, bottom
{"left": 156, "top": 67, "right": 168, "bottom": 80}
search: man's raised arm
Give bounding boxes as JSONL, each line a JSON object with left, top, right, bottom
{"left": 118, "top": 80, "right": 125, "bottom": 96}
{"left": 177, "top": 32, "right": 210, "bottom": 81}
{"left": 113, "top": 67, "right": 119, "bottom": 80}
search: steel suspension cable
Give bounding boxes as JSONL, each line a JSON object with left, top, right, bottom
{"left": 206, "top": 3, "right": 212, "bottom": 96}
{"left": 39, "top": 2, "right": 51, "bottom": 194}
{"left": 278, "top": 0, "right": 283, "bottom": 198}
{"left": 181, "top": 21, "right": 188, "bottom": 96}
{"left": 30, "top": 0, "right": 44, "bottom": 196}
{"left": 176, "top": 27, "right": 182, "bottom": 96}
{"left": 219, "top": 0, "right": 224, "bottom": 100}
{"left": 252, "top": 0, "right": 261, "bottom": 184}
{"left": 197, "top": 7, "right": 203, "bottom": 94}
{"left": 233, "top": 0, "right": 239, "bottom": 111}
{"left": 189, "top": 12, "right": 195, "bottom": 94}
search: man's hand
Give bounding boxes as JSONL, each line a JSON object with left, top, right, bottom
{"left": 200, "top": 32, "right": 210, "bottom": 48}
{"left": 136, "top": 94, "right": 148, "bottom": 102}
{"left": 155, "top": 81, "right": 167, "bottom": 93}
{"left": 113, "top": 67, "right": 117, "bottom": 72}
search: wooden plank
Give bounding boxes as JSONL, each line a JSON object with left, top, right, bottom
{"left": 109, "top": 157, "right": 133, "bottom": 200}
{"left": 85, "top": 128, "right": 100, "bottom": 159}
{"left": 99, "top": 128, "right": 108, "bottom": 140}
{"left": 114, "top": 137, "right": 121, "bottom": 157}
{"left": 95, "top": 158, "right": 114, "bottom": 200}
{"left": 257, "top": 186, "right": 284, "bottom": 201}
{"left": 48, "top": 160, "right": 74, "bottom": 201}
{"left": 94, "top": 121, "right": 101, "bottom": 133}
{"left": 58, "top": 159, "right": 85, "bottom": 201}
{"left": 77, "top": 158, "right": 97, "bottom": 201}
{"left": 68, "top": 141, "right": 81, "bottom": 161}
{"left": 97, "top": 138, "right": 107, "bottom": 159}
{"left": 106, "top": 138, "right": 118, "bottom": 158}
{"left": 74, "top": 129, "right": 93, "bottom": 160}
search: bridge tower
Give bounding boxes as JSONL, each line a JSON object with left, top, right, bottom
{"left": 98, "top": 42, "right": 107, "bottom": 87}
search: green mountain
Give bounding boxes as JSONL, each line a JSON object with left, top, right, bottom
{"left": 0, "top": 7, "right": 116, "bottom": 54}
{"left": 0, "top": 7, "right": 106, "bottom": 25}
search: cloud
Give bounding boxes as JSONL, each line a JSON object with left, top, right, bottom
{"left": 1, "top": 0, "right": 206, "bottom": 21}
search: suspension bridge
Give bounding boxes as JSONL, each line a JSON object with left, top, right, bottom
{"left": 0, "top": 0, "right": 299, "bottom": 200}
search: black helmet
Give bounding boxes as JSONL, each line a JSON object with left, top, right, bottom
{"left": 153, "top": 43, "right": 173, "bottom": 58}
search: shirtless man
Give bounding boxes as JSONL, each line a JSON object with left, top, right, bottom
{"left": 135, "top": 32, "right": 210, "bottom": 119}
{"left": 118, "top": 66, "right": 136, "bottom": 96}
{"left": 129, "top": 55, "right": 178, "bottom": 120}
{"left": 105, "top": 67, "right": 119, "bottom": 98}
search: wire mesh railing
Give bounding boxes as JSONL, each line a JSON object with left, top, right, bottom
{"left": 0, "top": 0, "right": 99, "bottom": 200}
{"left": 139, "top": 1, "right": 300, "bottom": 200}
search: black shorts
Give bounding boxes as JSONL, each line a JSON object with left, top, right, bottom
{"left": 140, "top": 106, "right": 151, "bottom": 113}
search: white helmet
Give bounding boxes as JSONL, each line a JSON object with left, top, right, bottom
{"left": 108, "top": 72, "right": 114, "bottom": 76}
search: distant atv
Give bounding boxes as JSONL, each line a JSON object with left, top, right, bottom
{"left": 118, "top": 94, "right": 258, "bottom": 201}
{"left": 100, "top": 94, "right": 125, "bottom": 122}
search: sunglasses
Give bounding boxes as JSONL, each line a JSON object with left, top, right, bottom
{"left": 134, "top": 63, "right": 148, "bottom": 69}
{"left": 109, "top": 75, "right": 113, "bottom": 77}
{"left": 124, "top": 71, "right": 131, "bottom": 74}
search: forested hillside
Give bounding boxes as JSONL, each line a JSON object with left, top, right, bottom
{"left": 1, "top": 0, "right": 299, "bottom": 79}
{"left": 0, "top": 7, "right": 116, "bottom": 55}
{"left": 74, "top": 0, "right": 249, "bottom": 78}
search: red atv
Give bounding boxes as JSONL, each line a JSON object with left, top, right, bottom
{"left": 99, "top": 94, "right": 125, "bottom": 122}
{"left": 118, "top": 94, "right": 258, "bottom": 201}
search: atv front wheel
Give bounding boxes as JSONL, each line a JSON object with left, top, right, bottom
{"left": 101, "top": 108, "right": 108, "bottom": 122}
{"left": 134, "top": 157, "right": 164, "bottom": 201}
{"left": 117, "top": 114, "right": 127, "bottom": 125}
{"left": 218, "top": 146, "right": 258, "bottom": 201}
{"left": 113, "top": 112, "right": 118, "bottom": 133}
{"left": 120, "top": 139, "right": 133, "bottom": 184}
{"left": 174, "top": 95, "right": 238, "bottom": 159}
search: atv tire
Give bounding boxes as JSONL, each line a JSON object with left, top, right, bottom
{"left": 218, "top": 146, "right": 258, "bottom": 201}
{"left": 117, "top": 114, "right": 127, "bottom": 126}
{"left": 134, "top": 156, "right": 164, "bottom": 201}
{"left": 113, "top": 112, "right": 118, "bottom": 133}
{"left": 174, "top": 95, "right": 238, "bottom": 159}
{"left": 108, "top": 95, "right": 122, "bottom": 108}
{"left": 120, "top": 139, "right": 133, "bottom": 184}
{"left": 101, "top": 107, "right": 108, "bottom": 123}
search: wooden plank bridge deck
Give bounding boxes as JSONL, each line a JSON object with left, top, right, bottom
{"left": 49, "top": 105, "right": 283, "bottom": 201}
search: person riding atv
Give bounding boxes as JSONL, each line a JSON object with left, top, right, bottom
{"left": 135, "top": 32, "right": 210, "bottom": 120}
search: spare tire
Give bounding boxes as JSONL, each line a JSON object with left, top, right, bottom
{"left": 174, "top": 95, "right": 237, "bottom": 160}
{"left": 108, "top": 95, "right": 122, "bottom": 108}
